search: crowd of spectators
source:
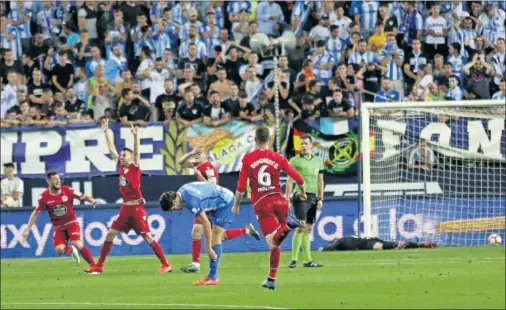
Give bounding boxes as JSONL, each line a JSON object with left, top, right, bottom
{"left": 1, "top": 1, "right": 505, "bottom": 130}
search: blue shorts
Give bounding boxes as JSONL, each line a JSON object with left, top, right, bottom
{"left": 207, "top": 201, "right": 234, "bottom": 229}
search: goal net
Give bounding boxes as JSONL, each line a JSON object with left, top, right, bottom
{"left": 360, "top": 100, "right": 505, "bottom": 246}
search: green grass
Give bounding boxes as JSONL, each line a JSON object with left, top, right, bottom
{"left": 1, "top": 247, "right": 505, "bottom": 309}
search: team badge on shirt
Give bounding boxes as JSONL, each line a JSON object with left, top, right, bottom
{"left": 62, "top": 195, "right": 68, "bottom": 202}
{"left": 53, "top": 205, "right": 67, "bottom": 216}
{"left": 120, "top": 176, "right": 129, "bottom": 186}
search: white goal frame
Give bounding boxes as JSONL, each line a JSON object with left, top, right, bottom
{"left": 360, "top": 99, "right": 505, "bottom": 238}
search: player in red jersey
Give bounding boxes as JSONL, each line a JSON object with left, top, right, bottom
{"left": 85, "top": 120, "right": 172, "bottom": 274}
{"left": 178, "top": 147, "right": 260, "bottom": 273}
{"left": 22, "top": 172, "right": 97, "bottom": 266}
{"left": 232, "top": 126, "right": 307, "bottom": 290}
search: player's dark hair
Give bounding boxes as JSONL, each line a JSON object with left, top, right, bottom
{"left": 122, "top": 147, "right": 133, "bottom": 154}
{"left": 301, "top": 135, "right": 313, "bottom": 143}
{"left": 255, "top": 127, "right": 270, "bottom": 144}
{"left": 46, "top": 171, "right": 59, "bottom": 179}
{"left": 159, "top": 191, "right": 177, "bottom": 211}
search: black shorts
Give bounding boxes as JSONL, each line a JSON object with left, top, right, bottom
{"left": 292, "top": 193, "right": 318, "bottom": 225}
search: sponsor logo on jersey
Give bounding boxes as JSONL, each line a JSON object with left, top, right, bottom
{"left": 53, "top": 205, "right": 67, "bottom": 216}
{"left": 119, "top": 176, "right": 129, "bottom": 186}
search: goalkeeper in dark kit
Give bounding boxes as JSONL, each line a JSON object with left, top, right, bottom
{"left": 318, "top": 237, "right": 437, "bottom": 251}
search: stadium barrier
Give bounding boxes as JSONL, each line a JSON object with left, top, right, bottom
{"left": 1, "top": 196, "right": 504, "bottom": 259}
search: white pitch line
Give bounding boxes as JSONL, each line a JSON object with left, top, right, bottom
{"left": 0, "top": 302, "right": 289, "bottom": 310}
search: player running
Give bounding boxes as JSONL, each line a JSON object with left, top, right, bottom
{"left": 85, "top": 119, "right": 172, "bottom": 274}
{"left": 287, "top": 135, "right": 324, "bottom": 268}
{"left": 178, "top": 148, "right": 260, "bottom": 273}
{"left": 232, "top": 126, "right": 307, "bottom": 290}
{"left": 159, "top": 182, "right": 237, "bottom": 286}
{"left": 22, "top": 172, "right": 97, "bottom": 266}
{"left": 318, "top": 237, "right": 437, "bottom": 251}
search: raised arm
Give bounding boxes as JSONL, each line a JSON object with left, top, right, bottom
{"left": 102, "top": 118, "right": 119, "bottom": 160}
{"left": 130, "top": 122, "right": 140, "bottom": 166}
{"left": 178, "top": 148, "right": 199, "bottom": 168}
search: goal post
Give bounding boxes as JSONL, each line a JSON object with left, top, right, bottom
{"left": 360, "top": 100, "right": 506, "bottom": 246}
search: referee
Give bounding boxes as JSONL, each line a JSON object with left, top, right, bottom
{"left": 286, "top": 135, "right": 324, "bottom": 268}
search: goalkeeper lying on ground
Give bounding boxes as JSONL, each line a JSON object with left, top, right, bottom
{"left": 318, "top": 237, "right": 437, "bottom": 251}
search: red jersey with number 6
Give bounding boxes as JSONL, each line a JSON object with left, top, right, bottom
{"left": 237, "top": 149, "right": 304, "bottom": 205}
{"left": 195, "top": 161, "right": 219, "bottom": 185}
{"left": 36, "top": 186, "right": 83, "bottom": 227}
{"left": 118, "top": 160, "right": 143, "bottom": 203}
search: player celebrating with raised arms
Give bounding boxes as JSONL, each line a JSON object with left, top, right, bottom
{"left": 22, "top": 172, "right": 97, "bottom": 267}
{"left": 85, "top": 119, "right": 172, "bottom": 274}
{"left": 287, "top": 135, "right": 324, "bottom": 268}
{"left": 159, "top": 182, "right": 237, "bottom": 286}
{"left": 232, "top": 127, "right": 307, "bottom": 290}
{"left": 178, "top": 147, "right": 260, "bottom": 273}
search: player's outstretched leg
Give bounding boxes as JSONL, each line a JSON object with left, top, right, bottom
{"left": 85, "top": 229, "right": 119, "bottom": 274}
{"left": 194, "top": 226, "right": 224, "bottom": 286}
{"left": 144, "top": 234, "right": 172, "bottom": 274}
{"left": 223, "top": 223, "right": 261, "bottom": 241}
{"left": 289, "top": 228, "right": 303, "bottom": 268}
{"left": 181, "top": 223, "right": 203, "bottom": 273}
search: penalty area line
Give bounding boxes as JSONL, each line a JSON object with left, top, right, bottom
{"left": 0, "top": 302, "right": 290, "bottom": 310}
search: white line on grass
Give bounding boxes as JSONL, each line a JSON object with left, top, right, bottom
{"left": 0, "top": 302, "right": 289, "bottom": 309}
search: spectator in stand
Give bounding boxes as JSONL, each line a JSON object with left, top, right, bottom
{"left": 64, "top": 86, "right": 84, "bottom": 117}
{"left": 86, "top": 64, "right": 113, "bottom": 114}
{"left": 48, "top": 102, "right": 71, "bottom": 126}
{"left": 155, "top": 79, "right": 180, "bottom": 122}
{"left": 300, "top": 95, "right": 317, "bottom": 121}
{"left": 74, "top": 30, "right": 92, "bottom": 66}
{"left": 489, "top": 38, "right": 506, "bottom": 94}
{"left": 400, "top": 2, "right": 423, "bottom": 56}
{"left": 409, "top": 139, "right": 435, "bottom": 170}
{"left": 241, "top": 66, "right": 262, "bottom": 100}
{"left": 356, "top": 62, "right": 384, "bottom": 102}
{"left": 104, "top": 44, "right": 128, "bottom": 85}
{"left": 77, "top": 2, "right": 98, "bottom": 44}
{"left": 176, "top": 87, "right": 203, "bottom": 127}
{"left": 444, "top": 75, "right": 464, "bottom": 101}
{"left": 0, "top": 49, "right": 23, "bottom": 84}
{"left": 463, "top": 52, "right": 495, "bottom": 99}
{"left": 368, "top": 22, "right": 388, "bottom": 54}
{"left": 92, "top": 82, "right": 116, "bottom": 122}
{"left": 403, "top": 39, "right": 429, "bottom": 92}
{"left": 179, "top": 25, "right": 207, "bottom": 60}
{"left": 1, "top": 163, "right": 24, "bottom": 208}
{"left": 447, "top": 43, "right": 468, "bottom": 83}
{"left": 222, "top": 82, "right": 240, "bottom": 112}
{"left": 254, "top": 93, "right": 275, "bottom": 123}
{"left": 1, "top": 71, "right": 20, "bottom": 119}
{"left": 136, "top": 46, "right": 154, "bottom": 101}
{"left": 26, "top": 105, "right": 48, "bottom": 126}
{"left": 118, "top": 88, "right": 150, "bottom": 126}
{"left": 492, "top": 79, "right": 506, "bottom": 100}
{"left": 16, "top": 100, "right": 31, "bottom": 123}
{"left": 327, "top": 89, "right": 354, "bottom": 119}
{"left": 207, "top": 45, "right": 226, "bottom": 81}
{"left": 309, "top": 14, "right": 331, "bottom": 42}
{"left": 240, "top": 53, "right": 263, "bottom": 80}
{"left": 0, "top": 14, "right": 21, "bottom": 61}
{"left": 51, "top": 51, "right": 74, "bottom": 95}
{"left": 85, "top": 46, "right": 106, "bottom": 79}
{"left": 232, "top": 8, "right": 250, "bottom": 44}
{"left": 331, "top": 5, "right": 352, "bottom": 41}
{"left": 73, "top": 65, "right": 88, "bottom": 103}
{"left": 203, "top": 90, "right": 230, "bottom": 127}
{"left": 148, "top": 58, "right": 170, "bottom": 107}
{"left": 192, "top": 83, "right": 210, "bottom": 107}
{"left": 375, "top": 78, "right": 401, "bottom": 103}
{"left": 178, "top": 43, "right": 207, "bottom": 82}
{"left": 180, "top": 9, "right": 204, "bottom": 43}
{"left": 349, "top": 39, "right": 378, "bottom": 66}
{"left": 424, "top": 4, "right": 448, "bottom": 58}
{"left": 209, "top": 67, "right": 234, "bottom": 99}
{"left": 131, "top": 11, "right": 149, "bottom": 58}
{"left": 231, "top": 91, "right": 255, "bottom": 121}
{"left": 256, "top": 0, "right": 284, "bottom": 36}
{"left": 294, "top": 59, "right": 316, "bottom": 94}
{"left": 224, "top": 47, "right": 244, "bottom": 86}
{"left": 310, "top": 40, "right": 335, "bottom": 87}
{"left": 22, "top": 54, "right": 39, "bottom": 85}
{"left": 423, "top": 82, "right": 446, "bottom": 102}
{"left": 115, "top": 70, "right": 135, "bottom": 97}
{"left": 239, "top": 21, "right": 258, "bottom": 49}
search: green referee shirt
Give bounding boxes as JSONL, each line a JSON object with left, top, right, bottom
{"left": 289, "top": 154, "right": 324, "bottom": 194}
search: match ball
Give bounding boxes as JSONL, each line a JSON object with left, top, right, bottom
{"left": 487, "top": 233, "right": 502, "bottom": 245}
{"left": 1, "top": 196, "right": 15, "bottom": 207}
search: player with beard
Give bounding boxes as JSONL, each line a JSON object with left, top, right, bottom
{"left": 22, "top": 172, "right": 97, "bottom": 267}
{"left": 178, "top": 147, "right": 260, "bottom": 273}
{"left": 85, "top": 119, "right": 172, "bottom": 274}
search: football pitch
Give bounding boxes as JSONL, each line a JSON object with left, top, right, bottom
{"left": 1, "top": 247, "right": 504, "bottom": 309}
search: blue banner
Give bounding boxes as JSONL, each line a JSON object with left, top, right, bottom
{"left": 1, "top": 198, "right": 504, "bottom": 258}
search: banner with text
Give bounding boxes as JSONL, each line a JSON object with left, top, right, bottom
{"left": 0, "top": 121, "right": 274, "bottom": 178}
{"left": 1, "top": 198, "right": 504, "bottom": 259}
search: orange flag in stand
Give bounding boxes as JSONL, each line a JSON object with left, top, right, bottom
{"left": 293, "top": 128, "right": 303, "bottom": 155}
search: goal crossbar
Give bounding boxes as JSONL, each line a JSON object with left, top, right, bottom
{"left": 361, "top": 99, "right": 505, "bottom": 110}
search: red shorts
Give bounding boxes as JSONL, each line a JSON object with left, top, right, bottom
{"left": 254, "top": 194, "right": 288, "bottom": 234}
{"left": 193, "top": 217, "right": 202, "bottom": 225}
{"left": 53, "top": 221, "right": 81, "bottom": 248}
{"left": 111, "top": 205, "right": 150, "bottom": 235}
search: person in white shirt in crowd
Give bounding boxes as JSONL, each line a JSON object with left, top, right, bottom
{"left": 0, "top": 15, "right": 21, "bottom": 61}
{"left": 492, "top": 79, "right": 506, "bottom": 100}
{"left": 309, "top": 14, "right": 331, "bottom": 43}
{"left": 1, "top": 71, "right": 20, "bottom": 119}
{"left": 149, "top": 58, "right": 170, "bottom": 108}
{"left": 489, "top": 38, "right": 506, "bottom": 93}
{"left": 256, "top": 0, "right": 284, "bottom": 36}
{"left": 444, "top": 75, "right": 464, "bottom": 101}
{"left": 479, "top": 3, "right": 506, "bottom": 45}
{"left": 1, "top": 163, "right": 24, "bottom": 208}
{"left": 85, "top": 46, "right": 106, "bottom": 79}
{"left": 136, "top": 46, "right": 154, "bottom": 101}
{"left": 331, "top": 5, "right": 352, "bottom": 41}
{"left": 240, "top": 53, "right": 264, "bottom": 80}
{"left": 408, "top": 139, "right": 435, "bottom": 171}
{"left": 241, "top": 66, "right": 263, "bottom": 100}
{"left": 424, "top": 4, "right": 448, "bottom": 58}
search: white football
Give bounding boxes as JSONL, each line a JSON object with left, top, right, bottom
{"left": 1, "top": 196, "right": 15, "bottom": 207}
{"left": 488, "top": 233, "right": 502, "bottom": 245}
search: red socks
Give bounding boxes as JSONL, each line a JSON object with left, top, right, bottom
{"left": 224, "top": 228, "right": 246, "bottom": 240}
{"left": 79, "top": 246, "right": 95, "bottom": 266}
{"left": 192, "top": 239, "right": 201, "bottom": 264}
{"left": 269, "top": 248, "right": 281, "bottom": 279}
{"left": 64, "top": 246, "right": 73, "bottom": 254}
{"left": 150, "top": 241, "right": 169, "bottom": 266}
{"left": 97, "top": 241, "right": 112, "bottom": 266}
{"left": 273, "top": 225, "right": 290, "bottom": 245}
